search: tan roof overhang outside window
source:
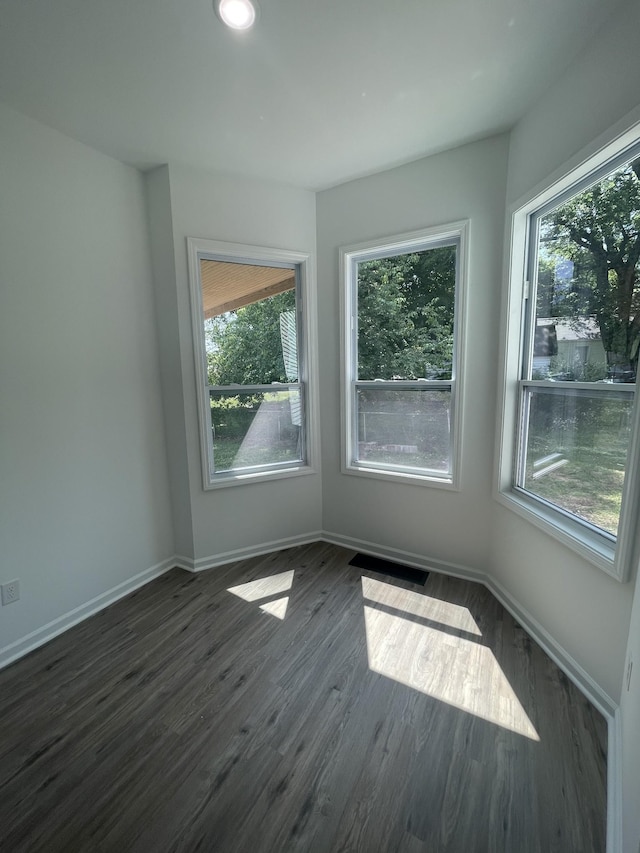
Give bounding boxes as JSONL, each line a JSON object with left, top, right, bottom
{"left": 200, "top": 259, "right": 295, "bottom": 319}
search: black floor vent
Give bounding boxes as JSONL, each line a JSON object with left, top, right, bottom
{"left": 349, "top": 553, "right": 429, "bottom": 586}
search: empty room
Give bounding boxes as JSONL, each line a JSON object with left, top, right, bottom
{"left": 1, "top": 0, "right": 639, "bottom": 850}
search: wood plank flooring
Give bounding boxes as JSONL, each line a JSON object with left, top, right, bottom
{"left": 0, "top": 542, "right": 607, "bottom": 852}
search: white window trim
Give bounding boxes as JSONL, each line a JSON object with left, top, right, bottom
{"left": 187, "top": 237, "right": 320, "bottom": 490}
{"left": 339, "top": 221, "right": 469, "bottom": 490}
{"left": 495, "top": 119, "right": 640, "bottom": 582}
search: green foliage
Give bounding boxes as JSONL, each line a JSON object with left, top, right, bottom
{"left": 207, "top": 290, "right": 296, "bottom": 386}
{"left": 357, "top": 247, "right": 456, "bottom": 380}
{"left": 539, "top": 157, "right": 640, "bottom": 375}
{"left": 209, "top": 391, "right": 301, "bottom": 471}
{"left": 208, "top": 393, "right": 258, "bottom": 410}
{"left": 207, "top": 248, "right": 457, "bottom": 388}
{"left": 543, "top": 356, "right": 608, "bottom": 382}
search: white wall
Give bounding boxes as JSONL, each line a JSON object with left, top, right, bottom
{"left": 492, "top": 0, "right": 640, "bottom": 707}
{"left": 493, "top": 4, "right": 640, "bottom": 847}
{"left": 490, "top": 510, "right": 633, "bottom": 703}
{"left": 316, "top": 134, "right": 509, "bottom": 574}
{"left": 145, "top": 166, "right": 194, "bottom": 558}
{"left": 507, "top": 0, "right": 640, "bottom": 206}
{"left": 0, "top": 104, "right": 175, "bottom": 660}
{"left": 621, "top": 576, "right": 640, "bottom": 853}
{"left": 2, "top": 0, "right": 638, "bottom": 834}
{"left": 156, "top": 164, "right": 322, "bottom": 562}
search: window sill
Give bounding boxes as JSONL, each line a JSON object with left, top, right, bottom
{"left": 496, "top": 487, "right": 621, "bottom": 580}
{"left": 204, "top": 463, "right": 317, "bottom": 491}
{"left": 343, "top": 461, "right": 458, "bottom": 491}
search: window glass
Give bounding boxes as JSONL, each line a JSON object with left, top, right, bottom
{"left": 530, "top": 160, "right": 640, "bottom": 384}
{"left": 517, "top": 154, "right": 640, "bottom": 540}
{"left": 519, "top": 385, "right": 632, "bottom": 536}
{"left": 343, "top": 226, "right": 465, "bottom": 485}
{"left": 357, "top": 247, "right": 456, "bottom": 381}
{"left": 209, "top": 388, "right": 302, "bottom": 473}
{"left": 356, "top": 387, "right": 451, "bottom": 475}
{"left": 205, "top": 288, "right": 297, "bottom": 386}
{"left": 193, "top": 252, "right": 308, "bottom": 482}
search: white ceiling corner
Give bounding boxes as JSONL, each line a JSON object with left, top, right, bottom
{"left": 0, "top": 0, "right": 623, "bottom": 190}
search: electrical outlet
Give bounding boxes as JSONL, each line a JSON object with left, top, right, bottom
{"left": 1, "top": 579, "right": 20, "bottom": 605}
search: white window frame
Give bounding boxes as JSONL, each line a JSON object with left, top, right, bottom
{"left": 340, "top": 222, "right": 469, "bottom": 489}
{"left": 187, "top": 237, "right": 319, "bottom": 489}
{"left": 496, "top": 122, "right": 640, "bottom": 582}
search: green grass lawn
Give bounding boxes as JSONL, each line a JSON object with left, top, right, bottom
{"left": 525, "top": 447, "right": 624, "bottom": 535}
{"left": 524, "top": 391, "right": 633, "bottom": 536}
{"left": 213, "top": 439, "right": 300, "bottom": 472}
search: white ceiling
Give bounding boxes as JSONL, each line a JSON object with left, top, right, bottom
{"left": 0, "top": 0, "right": 620, "bottom": 190}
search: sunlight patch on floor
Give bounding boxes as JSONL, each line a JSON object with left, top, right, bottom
{"left": 227, "top": 570, "right": 294, "bottom": 602}
{"left": 362, "top": 581, "right": 539, "bottom": 741}
{"left": 226, "top": 570, "right": 294, "bottom": 620}
{"left": 259, "top": 597, "right": 289, "bottom": 619}
{"left": 361, "top": 575, "right": 482, "bottom": 635}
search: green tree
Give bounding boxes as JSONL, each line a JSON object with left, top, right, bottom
{"left": 208, "top": 248, "right": 457, "bottom": 386}
{"left": 541, "top": 157, "right": 640, "bottom": 377}
{"left": 357, "top": 246, "right": 456, "bottom": 380}
{"left": 207, "top": 290, "right": 296, "bottom": 385}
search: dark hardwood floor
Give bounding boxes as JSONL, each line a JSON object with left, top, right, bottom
{"left": 0, "top": 542, "right": 607, "bottom": 852}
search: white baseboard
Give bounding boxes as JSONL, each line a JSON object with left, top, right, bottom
{"left": 177, "top": 531, "right": 324, "bottom": 573}
{"left": 320, "top": 531, "right": 487, "bottom": 584}
{"left": 607, "top": 708, "right": 622, "bottom": 853}
{"left": 0, "top": 556, "right": 176, "bottom": 671}
{"left": 485, "top": 574, "right": 617, "bottom": 718}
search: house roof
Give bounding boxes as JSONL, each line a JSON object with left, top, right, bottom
{"left": 537, "top": 317, "right": 601, "bottom": 342}
{"left": 200, "top": 260, "right": 294, "bottom": 318}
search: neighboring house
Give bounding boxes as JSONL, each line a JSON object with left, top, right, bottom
{"left": 533, "top": 316, "right": 606, "bottom": 377}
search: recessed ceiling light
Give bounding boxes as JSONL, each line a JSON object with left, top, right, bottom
{"left": 215, "top": 0, "right": 257, "bottom": 30}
